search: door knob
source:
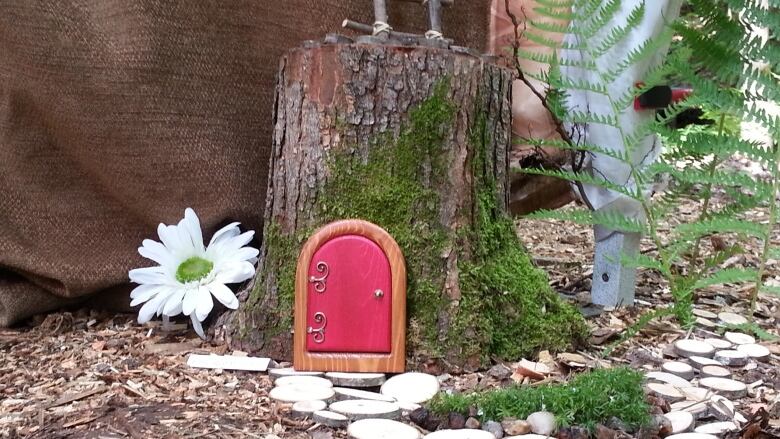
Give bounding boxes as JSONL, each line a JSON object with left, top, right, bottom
{"left": 374, "top": 289, "right": 384, "bottom": 298}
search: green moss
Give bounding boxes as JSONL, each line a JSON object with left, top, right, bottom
{"left": 429, "top": 367, "right": 652, "bottom": 432}
{"left": 249, "top": 79, "right": 586, "bottom": 362}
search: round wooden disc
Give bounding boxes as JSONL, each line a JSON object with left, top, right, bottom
{"left": 269, "top": 385, "right": 335, "bottom": 403}
{"left": 333, "top": 387, "right": 397, "bottom": 402}
{"left": 694, "top": 421, "right": 738, "bottom": 435}
{"left": 688, "top": 356, "right": 721, "bottom": 369}
{"left": 723, "top": 332, "right": 755, "bottom": 345}
{"left": 275, "top": 375, "right": 334, "bottom": 388}
{"left": 674, "top": 340, "right": 715, "bottom": 358}
{"left": 348, "top": 419, "right": 421, "bottom": 439}
{"left": 647, "top": 382, "right": 685, "bottom": 403}
{"left": 381, "top": 373, "right": 440, "bottom": 404}
{"left": 646, "top": 371, "right": 692, "bottom": 389}
{"left": 708, "top": 395, "right": 736, "bottom": 421}
{"left": 704, "top": 338, "right": 732, "bottom": 349}
{"left": 713, "top": 350, "right": 748, "bottom": 366}
{"left": 326, "top": 372, "right": 387, "bottom": 387}
{"left": 696, "top": 317, "right": 717, "bottom": 328}
{"left": 661, "top": 362, "right": 695, "bottom": 381}
{"left": 329, "top": 399, "right": 402, "bottom": 421}
{"left": 312, "top": 410, "right": 349, "bottom": 428}
{"left": 718, "top": 312, "right": 748, "bottom": 326}
{"left": 680, "top": 387, "right": 711, "bottom": 402}
{"left": 665, "top": 434, "right": 718, "bottom": 439}
{"left": 692, "top": 308, "right": 718, "bottom": 319}
{"left": 736, "top": 343, "right": 770, "bottom": 361}
{"left": 670, "top": 400, "right": 709, "bottom": 420}
{"left": 699, "top": 377, "right": 748, "bottom": 399}
{"left": 291, "top": 400, "right": 328, "bottom": 418}
{"left": 700, "top": 365, "right": 732, "bottom": 379}
{"left": 269, "top": 368, "right": 325, "bottom": 380}
{"left": 423, "top": 430, "right": 497, "bottom": 439}
{"left": 664, "top": 411, "right": 694, "bottom": 434}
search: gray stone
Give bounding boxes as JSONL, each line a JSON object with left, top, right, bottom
{"left": 487, "top": 364, "right": 512, "bottom": 380}
{"left": 465, "top": 417, "right": 480, "bottom": 429}
{"left": 481, "top": 420, "right": 504, "bottom": 438}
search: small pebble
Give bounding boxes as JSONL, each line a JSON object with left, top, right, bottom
{"left": 526, "top": 411, "right": 556, "bottom": 436}
{"left": 481, "top": 420, "right": 504, "bottom": 438}
{"left": 500, "top": 418, "right": 531, "bottom": 435}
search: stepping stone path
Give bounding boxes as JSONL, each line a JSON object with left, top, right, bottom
{"left": 269, "top": 384, "right": 335, "bottom": 403}
{"left": 704, "top": 338, "right": 732, "bottom": 349}
{"left": 333, "top": 387, "right": 397, "bottom": 402}
{"left": 698, "top": 377, "right": 748, "bottom": 399}
{"left": 661, "top": 362, "right": 695, "bottom": 380}
{"left": 700, "top": 364, "right": 732, "bottom": 379}
{"left": 381, "top": 372, "right": 441, "bottom": 404}
{"left": 694, "top": 421, "right": 738, "bottom": 435}
{"left": 713, "top": 350, "right": 748, "bottom": 366}
{"left": 723, "top": 332, "right": 755, "bottom": 345}
{"left": 348, "top": 419, "right": 421, "bottom": 439}
{"left": 674, "top": 339, "right": 715, "bottom": 358}
{"left": 692, "top": 308, "right": 718, "bottom": 319}
{"left": 269, "top": 367, "right": 325, "bottom": 381}
{"left": 329, "top": 399, "right": 402, "bottom": 421}
{"left": 717, "top": 312, "right": 748, "bottom": 326}
{"left": 291, "top": 400, "right": 328, "bottom": 418}
{"left": 736, "top": 343, "right": 770, "bottom": 361}
{"left": 647, "top": 383, "right": 686, "bottom": 403}
{"left": 646, "top": 371, "right": 692, "bottom": 388}
{"left": 275, "top": 375, "right": 334, "bottom": 388}
{"left": 688, "top": 355, "right": 721, "bottom": 369}
{"left": 313, "top": 410, "right": 349, "bottom": 428}
{"left": 664, "top": 411, "right": 694, "bottom": 434}
{"left": 326, "top": 372, "right": 387, "bottom": 387}
{"left": 665, "top": 434, "right": 718, "bottom": 439}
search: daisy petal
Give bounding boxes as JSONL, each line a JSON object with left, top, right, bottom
{"left": 207, "top": 282, "right": 239, "bottom": 309}
{"left": 208, "top": 222, "right": 241, "bottom": 247}
{"left": 195, "top": 285, "right": 213, "bottom": 321}
{"left": 183, "top": 208, "right": 206, "bottom": 254}
{"left": 191, "top": 314, "right": 206, "bottom": 339}
{"left": 221, "top": 246, "right": 259, "bottom": 263}
{"left": 182, "top": 287, "right": 200, "bottom": 316}
{"left": 157, "top": 223, "right": 180, "bottom": 253}
{"left": 162, "top": 288, "right": 185, "bottom": 316}
{"left": 130, "top": 284, "right": 164, "bottom": 307}
{"left": 129, "top": 266, "right": 169, "bottom": 285}
{"left": 214, "top": 261, "right": 255, "bottom": 284}
{"left": 139, "top": 239, "right": 174, "bottom": 266}
{"left": 137, "top": 291, "right": 171, "bottom": 324}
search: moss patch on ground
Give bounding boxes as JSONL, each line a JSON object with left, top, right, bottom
{"left": 429, "top": 367, "right": 651, "bottom": 432}
{"left": 249, "top": 80, "right": 587, "bottom": 363}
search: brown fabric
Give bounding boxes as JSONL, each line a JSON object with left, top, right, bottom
{"left": 0, "top": 0, "right": 489, "bottom": 327}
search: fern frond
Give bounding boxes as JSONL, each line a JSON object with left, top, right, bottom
{"left": 519, "top": 167, "right": 643, "bottom": 200}
{"left": 694, "top": 268, "right": 759, "bottom": 290}
{"left": 675, "top": 218, "right": 768, "bottom": 240}
{"left": 525, "top": 207, "right": 647, "bottom": 233}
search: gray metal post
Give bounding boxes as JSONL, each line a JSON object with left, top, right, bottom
{"left": 591, "top": 225, "right": 640, "bottom": 307}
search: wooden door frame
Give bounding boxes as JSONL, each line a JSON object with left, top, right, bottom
{"left": 293, "top": 219, "right": 406, "bottom": 372}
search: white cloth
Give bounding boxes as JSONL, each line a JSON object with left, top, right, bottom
{"left": 561, "top": 0, "right": 683, "bottom": 218}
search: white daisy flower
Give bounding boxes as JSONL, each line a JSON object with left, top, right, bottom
{"left": 129, "top": 208, "right": 258, "bottom": 338}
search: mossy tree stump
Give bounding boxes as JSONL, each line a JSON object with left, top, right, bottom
{"left": 218, "top": 43, "right": 586, "bottom": 370}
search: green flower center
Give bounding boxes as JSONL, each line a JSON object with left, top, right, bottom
{"left": 176, "top": 256, "right": 214, "bottom": 283}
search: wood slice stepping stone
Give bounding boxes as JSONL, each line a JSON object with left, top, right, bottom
{"left": 701, "top": 365, "right": 732, "bottom": 379}
{"left": 269, "top": 368, "right": 324, "bottom": 381}
{"left": 708, "top": 395, "right": 736, "bottom": 421}
{"left": 736, "top": 343, "right": 770, "bottom": 361}
{"left": 675, "top": 340, "right": 716, "bottom": 358}
{"left": 664, "top": 411, "right": 694, "bottom": 434}
{"left": 269, "top": 385, "right": 335, "bottom": 403}
{"left": 704, "top": 338, "right": 732, "bottom": 349}
{"left": 693, "top": 309, "right": 718, "bottom": 319}
{"left": 718, "top": 312, "right": 748, "bottom": 326}
{"left": 680, "top": 387, "right": 711, "bottom": 401}
{"left": 647, "top": 382, "right": 686, "bottom": 403}
{"left": 380, "top": 372, "right": 440, "bottom": 404}
{"left": 646, "top": 371, "right": 693, "bottom": 389}
{"left": 694, "top": 421, "right": 738, "bottom": 435}
{"left": 423, "top": 430, "right": 498, "bottom": 439}
{"left": 689, "top": 356, "right": 721, "bottom": 369}
{"left": 329, "top": 399, "right": 402, "bottom": 421}
{"left": 275, "top": 375, "right": 334, "bottom": 388}
{"left": 333, "top": 387, "right": 397, "bottom": 402}
{"left": 348, "top": 419, "right": 421, "bottom": 439}
{"left": 670, "top": 400, "right": 708, "bottom": 420}
{"left": 662, "top": 362, "right": 695, "bottom": 380}
{"left": 312, "top": 410, "right": 349, "bottom": 428}
{"left": 665, "top": 434, "right": 717, "bottom": 439}
{"left": 724, "top": 332, "right": 755, "bottom": 345}
{"left": 397, "top": 401, "right": 422, "bottom": 413}
{"left": 699, "top": 377, "right": 748, "bottom": 399}
{"left": 326, "top": 372, "right": 387, "bottom": 387}
{"left": 696, "top": 317, "right": 717, "bottom": 328}
{"left": 713, "top": 350, "right": 748, "bottom": 366}
{"left": 291, "top": 400, "right": 328, "bottom": 418}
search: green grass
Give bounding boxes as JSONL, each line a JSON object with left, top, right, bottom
{"left": 429, "top": 367, "right": 651, "bottom": 432}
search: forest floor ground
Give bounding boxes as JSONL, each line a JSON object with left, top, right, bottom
{"left": 2, "top": 161, "right": 779, "bottom": 439}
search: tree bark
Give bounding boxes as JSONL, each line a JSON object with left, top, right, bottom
{"left": 216, "top": 43, "right": 585, "bottom": 370}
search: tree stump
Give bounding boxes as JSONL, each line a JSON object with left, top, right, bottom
{"left": 218, "top": 43, "right": 586, "bottom": 370}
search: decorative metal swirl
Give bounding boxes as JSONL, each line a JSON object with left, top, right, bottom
{"left": 307, "top": 312, "right": 327, "bottom": 343}
{"left": 309, "top": 261, "right": 329, "bottom": 293}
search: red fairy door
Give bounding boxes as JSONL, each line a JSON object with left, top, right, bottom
{"left": 306, "top": 235, "right": 392, "bottom": 353}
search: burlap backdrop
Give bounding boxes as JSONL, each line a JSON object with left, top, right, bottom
{"left": 0, "top": 0, "right": 489, "bottom": 326}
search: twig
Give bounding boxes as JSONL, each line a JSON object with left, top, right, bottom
{"left": 503, "top": 0, "right": 595, "bottom": 211}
